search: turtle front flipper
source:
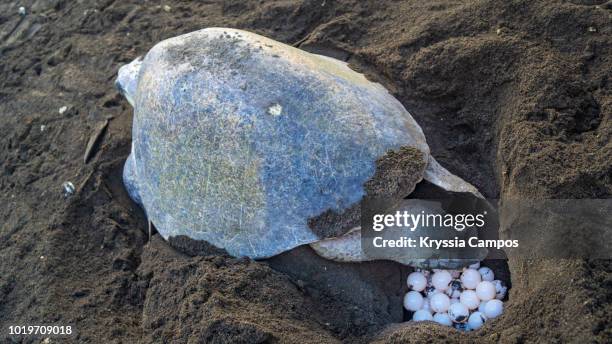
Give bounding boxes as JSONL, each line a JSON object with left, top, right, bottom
{"left": 123, "top": 149, "right": 143, "bottom": 206}
{"left": 115, "top": 56, "right": 143, "bottom": 107}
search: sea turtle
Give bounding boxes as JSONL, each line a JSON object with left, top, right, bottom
{"left": 117, "top": 28, "right": 483, "bottom": 267}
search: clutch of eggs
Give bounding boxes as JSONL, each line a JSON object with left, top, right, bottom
{"left": 405, "top": 265, "right": 507, "bottom": 331}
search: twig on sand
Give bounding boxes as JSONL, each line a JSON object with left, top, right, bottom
{"left": 84, "top": 117, "right": 112, "bottom": 164}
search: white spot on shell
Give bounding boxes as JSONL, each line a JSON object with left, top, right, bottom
{"left": 267, "top": 103, "right": 282, "bottom": 116}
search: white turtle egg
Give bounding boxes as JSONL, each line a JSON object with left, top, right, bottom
{"left": 478, "top": 301, "right": 487, "bottom": 313}
{"left": 412, "top": 309, "right": 434, "bottom": 322}
{"left": 459, "top": 290, "right": 480, "bottom": 310}
{"left": 433, "top": 312, "right": 453, "bottom": 327}
{"left": 484, "top": 299, "right": 504, "bottom": 319}
{"left": 430, "top": 293, "right": 451, "bottom": 313}
{"left": 476, "top": 281, "right": 496, "bottom": 301}
{"left": 432, "top": 270, "right": 452, "bottom": 291}
{"left": 478, "top": 267, "right": 495, "bottom": 281}
{"left": 448, "top": 302, "right": 469, "bottom": 323}
{"left": 407, "top": 272, "right": 427, "bottom": 291}
{"left": 460, "top": 269, "right": 482, "bottom": 289}
{"left": 403, "top": 291, "right": 424, "bottom": 311}
{"left": 468, "top": 311, "right": 487, "bottom": 330}
{"left": 492, "top": 280, "right": 508, "bottom": 300}
{"left": 468, "top": 262, "right": 480, "bottom": 269}
{"left": 421, "top": 298, "right": 432, "bottom": 313}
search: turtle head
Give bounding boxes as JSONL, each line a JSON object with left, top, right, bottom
{"left": 115, "top": 56, "right": 143, "bottom": 106}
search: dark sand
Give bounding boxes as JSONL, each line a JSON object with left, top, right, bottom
{"left": 0, "top": 0, "right": 610, "bottom": 343}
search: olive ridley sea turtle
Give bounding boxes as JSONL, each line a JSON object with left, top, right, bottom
{"left": 116, "top": 27, "right": 483, "bottom": 267}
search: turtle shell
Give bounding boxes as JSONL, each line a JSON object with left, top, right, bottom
{"left": 121, "top": 28, "right": 430, "bottom": 259}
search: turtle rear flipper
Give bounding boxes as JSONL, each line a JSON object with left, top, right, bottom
{"left": 423, "top": 156, "right": 483, "bottom": 199}
{"left": 310, "top": 162, "right": 488, "bottom": 268}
